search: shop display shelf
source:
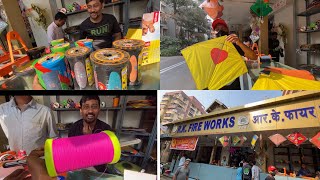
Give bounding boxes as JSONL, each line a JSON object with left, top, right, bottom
{"left": 121, "top": 131, "right": 151, "bottom": 137}
{"left": 52, "top": 107, "right": 121, "bottom": 111}
{"left": 298, "top": 4, "right": 320, "bottom": 16}
{"left": 126, "top": 106, "right": 157, "bottom": 110}
{"left": 299, "top": 29, "right": 320, "bottom": 33}
{"left": 66, "top": 1, "right": 125, "bottom": 16}
{"left": 300, "top": 49, "right": 320, "bottom": 53}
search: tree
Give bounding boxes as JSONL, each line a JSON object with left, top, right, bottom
{"left": 163, "top": 0, "right": 210, "bottom": 41}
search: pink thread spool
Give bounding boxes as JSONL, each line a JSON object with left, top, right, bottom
{"left": 44, "top": 131, "right": 121, "bottom": 177}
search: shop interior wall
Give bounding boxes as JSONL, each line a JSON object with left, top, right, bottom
{"left": 46, "top": 96, "right": 144, "bottom": 129}
{"left": 24, "top": 0, "right": 148, "bottom": 47}
{"left": 2, "top": 0, "right": 32, "bottom": 48}
{"left": 21, "top": 0, "right": 54, "bottom": 47}
{"left": 272, "top": 0, "right": 294, "bottom": 66}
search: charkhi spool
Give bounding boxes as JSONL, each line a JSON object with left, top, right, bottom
{"left": 65, "top": 46, "right": 94, "bottom": 90}
{"left": 44, "top": 131, "right": 121, "bottom": 177}
{"left": 90, "top": 48, "right": 130, "bottom": 90}
{"left": 113, "top": 39, "right": 145, "bottom": 86}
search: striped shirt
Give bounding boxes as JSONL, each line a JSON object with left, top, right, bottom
{"left": 0, "top": 98, "right": 57, "bottom": 154}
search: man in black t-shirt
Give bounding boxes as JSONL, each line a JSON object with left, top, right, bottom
{"left": 80, "top": 0, "right": 122, "bottom": 49}
{"left": 242, "top": 161, "right": 252, "bottom": 180}
{"left": 68, "top": 95, "right": 113, "bottom": 172}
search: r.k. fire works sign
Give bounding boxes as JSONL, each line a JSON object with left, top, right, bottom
{"left": 171, "top": 98, "right": 320, "bottom": 137}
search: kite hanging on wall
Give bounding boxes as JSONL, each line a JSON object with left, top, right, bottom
{"left": 309, "top": 132, "right": 320, "bottom": 149}
{"left": 287, "top": 132, "right": 307, "bottom": 147}
{"left": 181, "top": 36, "right": 248, "bottom": 90}
{"left": 199, "top": 0, "right": 224, "bottom": 20}
{"left": 251, "top": 134, "right": 259, "bottom": 149}
{"left": 219, "top": 136, "right": 230, "bottom": 147}
{"left": 239, "top": 135, "right": 247, "bottom": 146}
{"left": 232, "top": 136, "right": 241, "bottom": 146}
{"left": 268, "top": 134, "right": 286, "bottom": 147}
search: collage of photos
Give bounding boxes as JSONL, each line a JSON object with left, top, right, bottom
{"left": 0, "top": 0, "right": 318, "bottom": 180}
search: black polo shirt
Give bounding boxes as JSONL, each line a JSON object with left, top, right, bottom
{"left": 68, "top": 119, "right": 113, "bottom": 172}
{"left": 68, "top": 119, "right": 112, "bottom": 137}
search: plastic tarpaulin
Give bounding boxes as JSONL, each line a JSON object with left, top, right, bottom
{"left": 252, "top": 72, "right": 320, "bottom": 90}
{"left": 181, "top": 36, "right": 248, "bottom": 90}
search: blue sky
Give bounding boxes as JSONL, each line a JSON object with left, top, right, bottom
{"left": 159, "top": 91, "right": 282, "bottom": 109}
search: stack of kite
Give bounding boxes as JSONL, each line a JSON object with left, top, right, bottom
{"left": 252, "top": 67, "right": 320, "bottom": 90}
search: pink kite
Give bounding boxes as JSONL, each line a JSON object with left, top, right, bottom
{"left": 268, "top": 134, "right": 286, "bottom": 147}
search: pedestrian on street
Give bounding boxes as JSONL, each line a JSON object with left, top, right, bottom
{"left": 178, "top": 152, "right": 186, "bottom": 167}
{"left": 242, "top": 161, "right": 252, "bottom": 180}
{"left": 252, "top": 161, "right": 261, "bottom": 180}
{"left": 236, "top": 162, "right": 243, "bottom": 180}
{"left": 173, "top": 159, "right": 191, "bottom": 180}
{"left": 265, "top": 166, "right": 278, "bottom": 180}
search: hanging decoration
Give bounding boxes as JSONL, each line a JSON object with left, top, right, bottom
{"left": 249, "top": 15, "right": 261, "bottom": 43}
{"left": 27, "top": 4, "right": 48, "bottom": 30}
{"left": 219, "top": 136, "right": 229, "bottom": 147}
{"left": 251, "top": 134, "right": 259, "bottom": 149}
{"left": 287, "top": 132, "right": 307, "bottom": 147}
{"left": 309, "top": 132, "right": 320, "bottom": 149}
{"left": 232, "top": 136, "right": 241, "bottom": 146}
{"left": 239, "top": 135, "right": 247, "bottom": 146}
{"left": 199, "top": 0, "right": 224, "bottom": 20}
{"left": 250, "top": 0, "right": 273, "bottom": 20}
{"left": 268, "top": 134, "right": 286, "bottom": 147}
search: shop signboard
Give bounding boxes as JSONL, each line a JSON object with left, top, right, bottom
{"left": 171, "top": 96, "right": 320, "bottom": 137}
{"left": 170, "top": 137, "right": 199, "bottom": 151}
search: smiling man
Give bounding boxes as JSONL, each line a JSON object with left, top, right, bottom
{"left": 79, "top": 0, "right": 122, "bottom": 50}
{"left": 68, "top": 96, "right": 112, "bottom": 137}
{"left": 68, "top": 95, "right": 113, "bottom": 173}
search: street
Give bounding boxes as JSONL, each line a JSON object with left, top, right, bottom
{"left": 160, "top": 175, "right": 171, "bottom": 180}
{"left": 160, "top": 56, "right": 197, "bottom": 90}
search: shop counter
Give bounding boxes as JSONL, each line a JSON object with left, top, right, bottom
{"left": 67, "top": 169, "right": 123, "bottom": 180}
{"left": 0, "top": 63, "right": 160, "bottom": 90}
{"left": 241, "top": 61, "right": 296, "bottom": 90}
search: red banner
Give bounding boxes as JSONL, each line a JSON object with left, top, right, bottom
{"left": 170, "top": 137, "right": 198, "bottom": 151}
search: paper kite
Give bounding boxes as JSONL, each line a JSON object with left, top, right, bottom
{"left": 181, "top": 36, "right": 248, "bottom": 90}
{"left": 252, "top": 72, "right": 320, "bottom": 90}
{"left": 219, "top": 136, "right": 229, "bottom": 147}
{"left": 199, "top": 0, "right": 224, "bottom": 20}
{"left": 232, "top": 136, "right": 241, "bottom": 146}
{"left": 309, "top": 132, "right": 320, "bottom": 149}
{"left": 239, "top": 135, "right": 247, "bottom": 146}
{"left": 268, "top": 134, "right": 286, "bottom": 147}
{"left": 251, "top": 135, "right": 259, "bottom": 148}
{"left": 250, "top": 0, "right": 273, "bottom": 17}
{"left": 287, "top": 132, "right": 307, "bottom": 146}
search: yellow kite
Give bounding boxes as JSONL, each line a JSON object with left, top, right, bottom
{"left": 252, "top": 72, "right": 320, "bottom": 90}
{"left": 181, "top": 36, "right": 248, "bottom": 90}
